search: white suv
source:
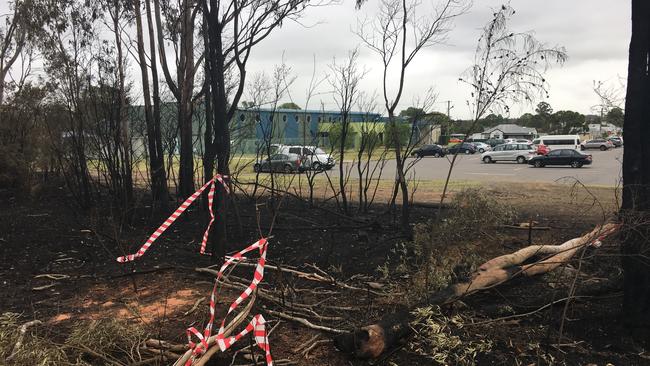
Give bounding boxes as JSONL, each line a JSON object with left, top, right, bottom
{"left": 271, "top": 144, "right": 335, "bottom": 170}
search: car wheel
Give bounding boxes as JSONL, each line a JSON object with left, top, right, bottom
{"left": 312, "top": 162, "right": 322, "bottom": 171}
{"left": 483, "top": 156, "right": 492, "bottom": 164}
{"left": 284, "top": 164, "right": 293, "bottom": 173}
{"left": 464, "top": 150, "right": 470, "bottom": 155}
{"left": 433, "top": 152, "right": 441, "bottom": 158}
{"left": 571, "top": 161, "right": 583, "bottom": 168}
{"left": 600, "top": 145, "right": 607, "bottom": 151}
{"left": 253, "top": 164, "right": 260, "bottom": 173}
{"left": 580, "top": 145, "right": 586, "bottom": 151}
{"left": 479, "top": 148, "right": 485, "bottom": 153}
{"left": 516, "top": 156, "right": 526, "bottom": 164}
{"left": 534, "top": 160, "right": 544, "bottom": 168}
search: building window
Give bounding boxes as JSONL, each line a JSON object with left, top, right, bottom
{"left": 282, "top": 114, "right": 287, "bottom": 122}
{"left": 318, "top": 116, "right": 322, "bottom": 123}
{"left": 307, "top": 115, "right": 311, "bottom": 123}
{"left": 239, "top": 114, "right": 246, "bottom": 121}
{"left": 328, "top": 116, "right": 332, "bottom": 122}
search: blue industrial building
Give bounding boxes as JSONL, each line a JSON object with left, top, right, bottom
{"left": 232, "top": 108, "right": 382, "bottom": 143}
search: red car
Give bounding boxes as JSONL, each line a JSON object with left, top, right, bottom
{"left": 536, "top": 144, "right": 550, "bottom": 155}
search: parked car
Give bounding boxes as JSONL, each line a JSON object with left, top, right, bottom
{"left": 271, "top": 144, "right": 335, "bottom": 170}
{"left": 472, "top": 142, "right": 492, "bottom": 153}
{"left": 411, "top": 144, "right": 446, "bottom": 158}
{"left": 536, "top": 144, "right": 551, "bottom": 155}
{"left": 608, "top": 136, "right": 623, "bottom": 147}
{"left": 481, "top": 143, "right": 535, "bottom": 164}
{"left": 528, "top": 149, "right": 592, "bottom": 168}
{"left": 447, "top": 142, "right": 477, "bottom": 155}
{"left": 253, "top": 153, "right": 308, "bottom": 173}
{"left": 581, "top": 139, "right": 614, "bottom": 151}
{"left": 485, "top": 138, "right": 505, "bottom": 147}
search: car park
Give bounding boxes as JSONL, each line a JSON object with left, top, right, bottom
{"left": 254, "top": 153, "right": 308, "bottom": 173}
{"left": 581, "top": 139, "right": 614, "bottom": 151}
{"left": 447, "top": 142, "right": 477, "bottom": 155}
{"left": 411, "top": 144, "right": 446, "bottom": 158}
{"left": 528, "top": 149, "right": 592, "bottom": 168}
{"left": 481, "top": 143, "right": 535, "bottom": 164}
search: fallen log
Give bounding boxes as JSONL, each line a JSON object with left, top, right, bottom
{"left": 334, "top": 223, "right": 620, "bottom": 359}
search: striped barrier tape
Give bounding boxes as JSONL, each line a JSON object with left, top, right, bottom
{"left": 115, "top": 175, "right": 273, "bottom": 365}
{"left": 185, "top": 238, "right": 272, "bottom": 365}
{"left": 116, "top": 175, "right": 228, "bottom": 263}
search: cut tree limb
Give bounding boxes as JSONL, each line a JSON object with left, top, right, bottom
{"left": 334, "top": 223, "right": 620, "bottom": 359}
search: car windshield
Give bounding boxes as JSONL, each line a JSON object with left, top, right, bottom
{"left": 314, "top": 148, "right": 326, "bottom": 154}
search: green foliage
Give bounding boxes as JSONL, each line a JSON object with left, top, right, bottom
{"left": 383, "top": 122, "right": 410, "bottom": 147}
{"left": 411, "top": 188, "right": 517, "bottom": 293}
{"left": 606, "top": 107, "right": 624, "bottom": 126}
{"left": 409, "top": 306, "right": 493, "bottom": 365}
{"left": 278, "top": 102, "right": 301, "bottom": 110}
{"left": 399, "top": 106, "right": 426, "bottom": 121}
{"left": 326, "top": 123, "right": 357, "bottom": 149}
{"left": 549, "top": 110, "right": 587, "bottom": 134}
{"left": 535, "top": 101, "right": 553, "bottom": 117}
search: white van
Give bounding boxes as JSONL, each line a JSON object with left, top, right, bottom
{"left": 532, "top": 135, "right": 581, "bottom": 150}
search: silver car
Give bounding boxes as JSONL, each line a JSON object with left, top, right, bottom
{"left": 481, "top": 143, "right": 535, "bottom": 164}
{"left": 472, "top": 142, "right": 492, "bottom": 153}
{"left": 580, "top": 139, "right": 614, "bottom": 151}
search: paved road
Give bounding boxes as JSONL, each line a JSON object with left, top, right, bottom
{"left": 332, "top": 148, "right": 624, "bottom": 186}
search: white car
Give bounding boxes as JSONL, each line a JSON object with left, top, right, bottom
{"left": 270, "top": 144, "right": 335, "bottom": 170}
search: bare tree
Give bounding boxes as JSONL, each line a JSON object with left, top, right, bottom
{"left": 440, "top": 4, "right": 567, "bottom": 209}
{"left": 133, "top": 0, "right": 170, "bottom": 212}
{"left": 201, "top": 0, "right": 317, "bottom": 260}
{"left": 328, "top": 49, "right": 366, "bottom": 214}
{"left": 0, "top": 1, "right": 29, "bottom": 105}
{"left": 40, "top": 1, "right": 99, "bottom": 209}
{"left": 152, "top": 0, "right": 203, "bottom": 199}
{"left": 356, "top": 0, "right": 467, "bottom": 236}
{"left": 101, "top": 0, "right": 134, "bottom": 206}
{"left": 592, "top": 78, "right": 626, "bottom": 116}
{"left": 355, "top": 91, "right": 388, "bottom": 212}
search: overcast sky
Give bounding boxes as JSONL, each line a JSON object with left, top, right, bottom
{"left": 1, "top": 0, "right": 632, "bottom": 120}
{"left": 243, "top": 0, "right": 631, "bottom": 119}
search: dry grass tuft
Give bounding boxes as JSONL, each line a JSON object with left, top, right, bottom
{"left": 1, "top": 313, "right": 149, "bottom": 365}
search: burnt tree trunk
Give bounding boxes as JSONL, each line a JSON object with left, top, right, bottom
{"left": 621, "top": 0, "right": 650, "bottom": 341}
{"left": 204, "top": 1, "right": 231, "bottom": 262}
{"left": 177, "top": 0, "right": 197, "bottom": 199}
{"left": 134, "top": 0, "right": 169, "bottom": 213}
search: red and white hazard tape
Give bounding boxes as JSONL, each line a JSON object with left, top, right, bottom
{"left": 116, "top": 175, "right": 228, "bottom": 262}
{"left": 115, "top": 175, "right": 273, "bottom": 366}
{"left": 185, "top": 238, "right": 272, "bottom": 366}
